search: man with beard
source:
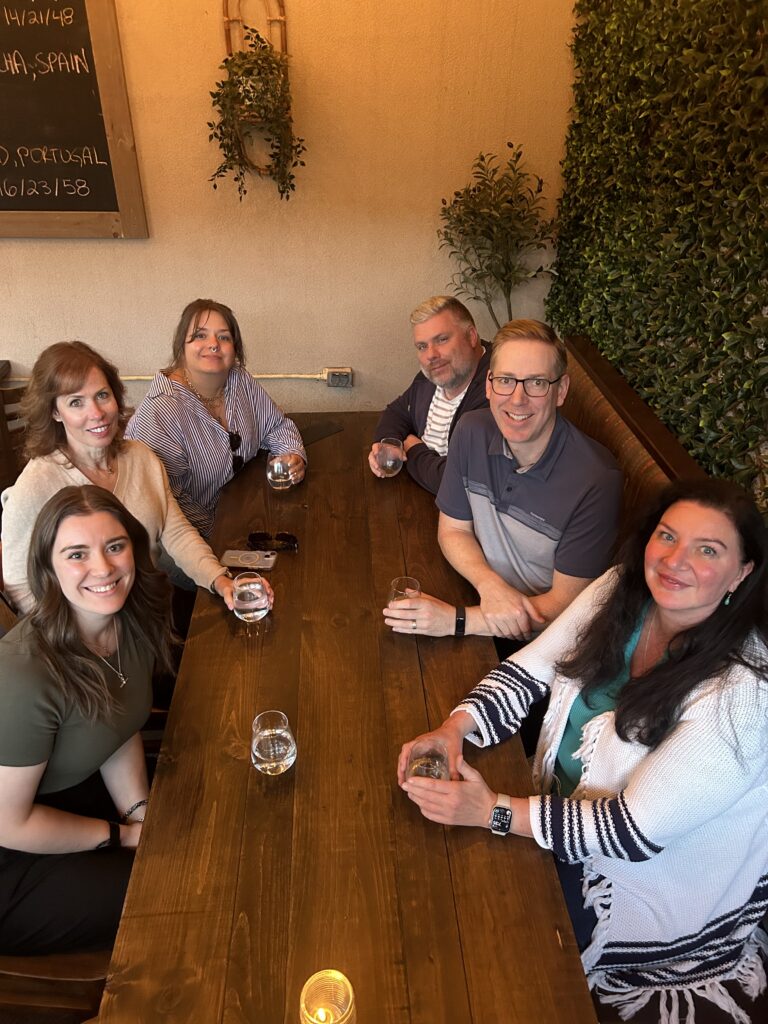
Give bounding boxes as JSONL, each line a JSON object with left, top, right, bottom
{"left": 369, "top": 296, "right": 490, "bottom": 494}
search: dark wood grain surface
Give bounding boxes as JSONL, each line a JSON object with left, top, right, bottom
{"left": 97, "top": 412, "right": 596, "bottom": 1024}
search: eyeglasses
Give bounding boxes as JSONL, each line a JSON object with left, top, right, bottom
{"left": 487, "top": 374, "right": 563, "bottom": 397}
{"left": 247, "top": 531, "right": 299, "bottom": 552}
{"left": 229, "top": 431, "right": 243, "bottom": 473}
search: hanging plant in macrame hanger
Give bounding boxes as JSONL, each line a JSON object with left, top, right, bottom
{"left": 208, "top": 0, "right": 306, "bottom": 200}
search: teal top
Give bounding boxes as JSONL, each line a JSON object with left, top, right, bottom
{"left": 554, "top": 617, "right": 645, "bottom": 796}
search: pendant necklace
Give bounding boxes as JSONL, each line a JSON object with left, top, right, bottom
{"left": 94, "top": 619, "right": 128, "bottom": 688}
{"left": 183, "top": 370, "right": 224, "bottom": 410}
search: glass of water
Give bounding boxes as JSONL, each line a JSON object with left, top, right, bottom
{"left": 407, "top": 736, "right": 449, "bottom": 781}
{"left": 266, "top": 455, "right": 292, "bottom": 490}
{"left": 376, "top": 437, "right": 404, "bottom": 477}
{"left": 251, "top": 710, "right": 297, "bottom": 774}
{"left": 233, "top": 571, "right": 270, "bottom": 622}
{"left": 389, "top": 576, "right": 421, "bottom": 604}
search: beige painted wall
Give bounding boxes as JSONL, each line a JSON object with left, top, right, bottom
{"left": 3, "top": 0, "right": 575, "bottom": 412}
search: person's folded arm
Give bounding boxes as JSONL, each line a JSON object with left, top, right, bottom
{"left": 437, "top": 513, "right": 544, "bottom": 639}
{"left": 528, "top": 679, "right": 767, "bottom": 864}
{"left": 0, "top": 762, "right": 130, "bottom": 853}
{"left": 99, "top": 733, "right": 149, "bottom": 822}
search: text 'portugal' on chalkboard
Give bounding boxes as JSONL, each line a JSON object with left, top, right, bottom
{"left": 0, "top": 0, "right": 147, "bottom": 237}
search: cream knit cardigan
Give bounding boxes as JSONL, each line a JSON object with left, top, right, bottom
{"left": 457, "top": 570, "right": 768, "bottom": 1024}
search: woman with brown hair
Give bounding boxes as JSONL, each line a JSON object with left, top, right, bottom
{"left": 126, "top": 299, "right": 306, "bottom": 538}
{"left": 1, "top": 340, "right": 243, "bottom": 614}
{"left": 0, "top": 486, "right": 172, "bottom": 954}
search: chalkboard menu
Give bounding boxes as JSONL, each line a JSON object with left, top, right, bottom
{"left": 0, "top": 0, "right": 147, "bottom": 237}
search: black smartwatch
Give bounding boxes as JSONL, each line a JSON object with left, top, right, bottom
{"left": 454, "top": 606, "right": 466, "bottom": 637}
{"left": 489, "top": 794, "right": 513, "bottom": 836}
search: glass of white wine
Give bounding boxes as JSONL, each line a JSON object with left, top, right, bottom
{"left": 376, "top": 437, "right": 404, "bottom": 477}
{"left": 251, "top": 710, "right": 297, "bottom": 774}
{"left": 407, "top": 736, "right": 449, "bottom": 781}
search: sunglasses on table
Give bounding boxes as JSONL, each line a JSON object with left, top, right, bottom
{"left": 247, "top": 531, "right": 299, "bottom": 552}
{"left": 229, "top": 431, "right": 244, "bottom": 473}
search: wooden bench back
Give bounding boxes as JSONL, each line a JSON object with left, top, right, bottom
{"left": 0, "top": 386, "right": 26, "bottom": 495}
{"left": 562, "top": 336, "right": 705, "bottom": 538}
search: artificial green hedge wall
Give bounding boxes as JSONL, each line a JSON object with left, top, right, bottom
{"left": 546, "top": 0, "right": 767, "bottom": 506}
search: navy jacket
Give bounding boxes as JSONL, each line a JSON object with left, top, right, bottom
{"left": 372, "top": 344, "right": 491, "bottom": 494}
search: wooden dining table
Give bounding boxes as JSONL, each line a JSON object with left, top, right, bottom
{"left": 96, "top": 412, "right": 597, "bottom": 1024}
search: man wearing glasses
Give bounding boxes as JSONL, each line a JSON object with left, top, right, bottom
{"left": 384, "top": 319, "right": 622, "bottom": 646}
{"left": 369, "top": 296, "right": 490, "bottom": 494}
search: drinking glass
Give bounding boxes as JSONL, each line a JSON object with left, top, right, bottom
{"left": 266, "top": 455, "right": 292, "bottom": 490}
{"left": 388, "top": 576, "right": 421, "bottom": 604}
{"left": 233, "top": 571, "right": 270, "bottom": 622}
{"left": 299, "top": 969, "right": 356, "bottom": 1024}
{"left": 376, "top": 438, "right": 404, "bottom": 478}
{"left": 251, "top": 710, "right": 296, "bottom": 774}
{"left": 407, "top": 736, "right": 450, "bottom": 781}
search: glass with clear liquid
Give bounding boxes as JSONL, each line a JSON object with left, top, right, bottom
{"left": 251, "top": 710, "right": 297, "bottom": 774}
{"left": 233, "top": 572, "right": 270, "bottom": 622}
{"left": 407, "top": 737, "right": 449, "bottom": 781}
{"left": 376, "top": 437, "right": 404, "bottom": 478}
{"left": 266, "top": 456, "right": 292, "bottom": 490}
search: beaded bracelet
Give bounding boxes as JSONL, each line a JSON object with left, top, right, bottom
{"left": 121, "top": 798, "right": 148, "bottom": 823}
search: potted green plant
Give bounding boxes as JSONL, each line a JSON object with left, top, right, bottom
{"left": 438, "top": 142, "right": 554, "bottom": 328}
{"left": 208, "top": 26, "right": 306, "bottom": 200}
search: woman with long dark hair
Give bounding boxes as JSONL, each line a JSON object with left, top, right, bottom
{"left": 125, "top": 299, "right": 306, "bottom": 538}
{"left": 399, "top": 479, "right": 768, "bottom": 1023}
{"left": 0, "top": 486, "right": 173, "bottom": 954}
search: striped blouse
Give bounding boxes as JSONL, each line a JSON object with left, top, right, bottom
{"left": 125, "top": 367, "right": 306, "bottom": 537}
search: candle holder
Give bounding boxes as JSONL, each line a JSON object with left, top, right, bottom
{"left": 299, "top": 969, "right": 356, "bottom": 1024}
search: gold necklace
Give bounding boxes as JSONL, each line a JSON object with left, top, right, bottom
{"left": 67, "top": 448, "right": 115, "bottom": 477}
{"left": 183, "top": 370, "right": 225, "bottom": 409}
{"left": 92, "top": 620, "right": 128, "bottom": 688}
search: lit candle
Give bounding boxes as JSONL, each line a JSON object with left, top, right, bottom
{"left": 299, "top": 970, "right": 355, "bottom": 1024}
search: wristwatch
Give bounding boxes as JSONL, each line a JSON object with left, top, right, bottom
{"left": 489, "top": 793, "right": 513, "bottom": 836}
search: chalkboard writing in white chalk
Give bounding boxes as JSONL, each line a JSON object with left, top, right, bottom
{"left": 0, "top": 0, "right": 147, "bottom": 237}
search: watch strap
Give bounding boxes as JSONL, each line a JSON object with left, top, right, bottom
{"left": 454, "top": 606, "right": 466, "bottom": 637}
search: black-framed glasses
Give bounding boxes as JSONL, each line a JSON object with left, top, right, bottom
{"left": 247, "top": 531, "right": 299, "bottom": 552}
{"left": 487, "top": 373, "right": 563, "bottom": 398}
{"left": 229, "top": 431, "right": 243, "bottom": 473}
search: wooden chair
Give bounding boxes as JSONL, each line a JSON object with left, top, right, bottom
{"left": 0, "top": 385, "right": 26, "bottom": 497}
{"left": 0, "top": 948, "right": 110, "bottom": 1018}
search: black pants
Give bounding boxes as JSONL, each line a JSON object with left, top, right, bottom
{"left": 0, "top": 773, "right": 134, "bottom": 955}
{"left": 494, "top": 636, "right": 550, "bottom": 757}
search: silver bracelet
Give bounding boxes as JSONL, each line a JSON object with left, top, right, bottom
{"left": 121, "top": 798, "right": 148, "bottom": 823}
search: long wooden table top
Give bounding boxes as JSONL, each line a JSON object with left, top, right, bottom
{"left": 97, "top": 412, "right": 596, "bottom": 1024}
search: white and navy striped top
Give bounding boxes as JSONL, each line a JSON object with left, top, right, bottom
{"left": 125, "top": 367, "right": 306, "bottom": 537}
{"left": 420, "top": 384, "right": 468, "bottom": 456}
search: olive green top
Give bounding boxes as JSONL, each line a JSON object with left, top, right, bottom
{"left": 0, "top": 616, "right": 152, "bottom": 794}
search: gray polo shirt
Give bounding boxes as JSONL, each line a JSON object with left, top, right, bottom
{"left": 436, "top": 410, "right": 623, "bottom": 595}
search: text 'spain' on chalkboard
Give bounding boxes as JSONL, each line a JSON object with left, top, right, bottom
{"left": 0, "top": 0, "right": 147, "bottom": 237}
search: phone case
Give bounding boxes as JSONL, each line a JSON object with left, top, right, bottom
{"left": 222, "top": 549, "right": 277, "bottom": 570}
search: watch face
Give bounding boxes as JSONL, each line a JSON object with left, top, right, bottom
{"left": 491, "top": 805, "right": 512, "bottom": 835}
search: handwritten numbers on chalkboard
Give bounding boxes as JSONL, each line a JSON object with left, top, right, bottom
{"left": 0, "top": 0, "right": 147, "bottom": 237}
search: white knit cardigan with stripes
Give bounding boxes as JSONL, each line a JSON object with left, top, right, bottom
{"left": 456, "top": 569, "right": 768, "bottom": 1024}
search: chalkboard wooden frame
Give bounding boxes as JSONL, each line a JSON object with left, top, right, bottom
{"left": 0, "top": 0, "right": 147, "bottom": 238}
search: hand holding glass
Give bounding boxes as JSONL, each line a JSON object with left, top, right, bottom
{"left": 233, "top": 571, "right": 270, "bottom": 622}
{"left": 251, "top": 710, "right": 296, "bottom": 774}
{"left": 407, "top": 736, "right": 450, "bottom": 781}
{"left": 376, "top": 438, "right": 404, "bottom": 477}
